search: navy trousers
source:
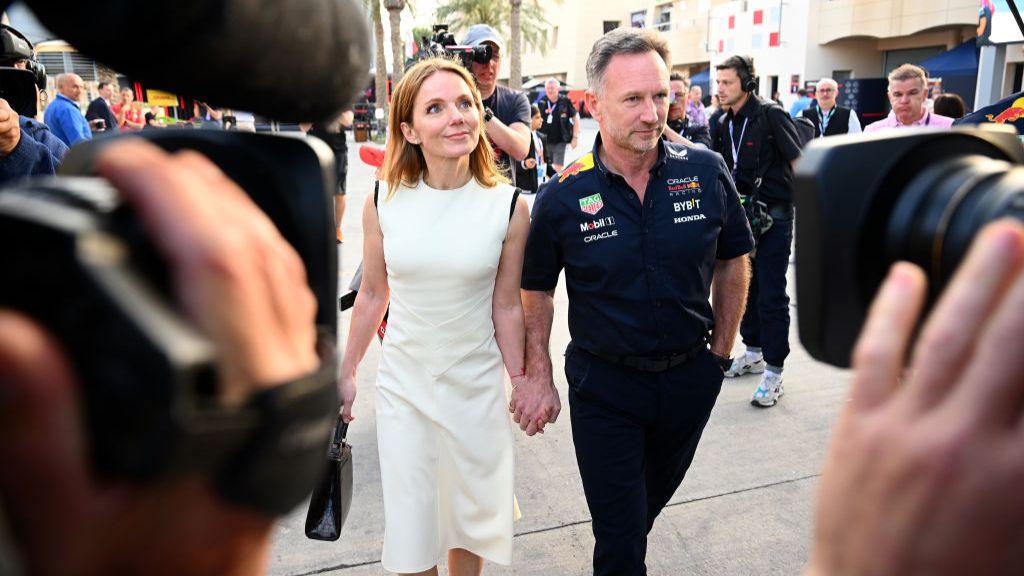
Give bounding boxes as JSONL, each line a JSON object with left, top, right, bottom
{"left": 740, "top": 214, "right": 793, "bottom": 368}
{"left": 565, "top": 344, "right": 723, "bottom": 576}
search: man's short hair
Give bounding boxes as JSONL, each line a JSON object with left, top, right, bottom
{"left": 716, "top": 55, "right": 755, "bottom": 80}
{"left": 797, "top": 88, "right": 807, "bottom": 97}
{"left": 545, "top": 77, "right": 560, "bottom": 88}
{"left": 586, "top": 27, "right": 670, "bottom": 96}
{"left": 97, "top": 81, "right": 112, "bottom": 91}
{"left": 887, "top": 64, "right": 928, "bottom": 90}
{"left": 816, "top": 77, "right": 838, "bottom": 92}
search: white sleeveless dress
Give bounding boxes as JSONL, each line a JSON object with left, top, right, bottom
{"left": 375, "top": 177, "right": 517, "bottom": 573}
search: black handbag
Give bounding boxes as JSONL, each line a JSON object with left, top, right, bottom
{"left": 304, "top": 414, "right": 353, "bottom": 541}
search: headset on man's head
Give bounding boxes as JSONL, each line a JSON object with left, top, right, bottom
{"left": 0, "top": 24, "right": 47, "bottom": 90}
{"left": 736, "top": 55, "right": 758, "bottom": 93}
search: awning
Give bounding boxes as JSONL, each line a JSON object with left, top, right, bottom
{"left": 919, "top": 40, "right": 979, "bottom": 77}
{"left": 690, "top": 68, "right": 710, "bottom": 84}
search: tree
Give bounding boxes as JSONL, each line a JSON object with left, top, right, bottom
{"left": 509, "top": 0, "right": 522, "bottom": 89}
{"left": 383, "top": 0, "right": 406, "bottom": 84}
{"left": 367, "top": 0, "right": 389, "bottom": 129}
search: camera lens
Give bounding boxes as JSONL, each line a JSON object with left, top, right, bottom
{"left": 886, "top": 155, "right": 1024, "bottom": 294}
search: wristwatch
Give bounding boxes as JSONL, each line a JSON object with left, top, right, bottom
{"left": 483, "top": 107, "right": 494, "bottom": 123}
{"left": 712, "top": 352, "right": 733, "bottom": 373}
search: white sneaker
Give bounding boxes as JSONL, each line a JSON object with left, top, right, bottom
{"left": 724, "top": 352, "right": 765, "bottom": 377}
{"left": 751, "top": 371, "right": 784, "bottom": 407}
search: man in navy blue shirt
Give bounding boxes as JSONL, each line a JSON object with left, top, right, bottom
{"left": 44, "top": 73, "right": 93, "bottom": 147}
{"left": 516, "top": 28, "right": 752, "bottom": 575}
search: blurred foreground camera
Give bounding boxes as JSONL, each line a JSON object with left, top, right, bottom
{"left": 0, "top": 132, "right": 340, "bottom": 515}
{"left": 795, "top": 126, "right": 1024, "bottom": 368}
{"left": 421, "top": 24, "right": 493, "bottom": 68}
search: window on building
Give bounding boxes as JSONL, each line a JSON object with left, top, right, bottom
{"left": 631, "top": 10, "right": 646, "bottom": 28}
{"left": 655, "top": 4, "right": 672, "bottom": 31}
{"left": 603, "top": 20, "right": 620, "bottom": 34}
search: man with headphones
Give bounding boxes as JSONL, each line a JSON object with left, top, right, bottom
{"left": 711, "top": 55, "right": 801, "bottom": 408}
{"left": 0, "top": 23, "right": 68, "bottom": 182}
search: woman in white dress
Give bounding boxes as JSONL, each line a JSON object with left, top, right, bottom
{"left": 338, "top": 58, "right": 530, "bottom": 576}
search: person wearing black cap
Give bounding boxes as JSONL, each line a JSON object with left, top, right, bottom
{"left": 461, "top": 24, "right": 532, "bottom": 185}
{"left": 0, "top": 23, "right": 68, "bottom": 182}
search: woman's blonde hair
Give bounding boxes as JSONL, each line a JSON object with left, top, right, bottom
{"left": 382, "top": 57, "right": 507, "bottom": 198}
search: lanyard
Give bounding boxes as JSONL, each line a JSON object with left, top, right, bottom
{"left": 728, "top": 117, "right": 749, "bottom": 178}
{"left": 818, "top": 107, "right": 835, "bottom": 137}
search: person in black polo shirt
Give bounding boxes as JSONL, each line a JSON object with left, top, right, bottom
{"left": 538, "top": 77, "right": 580, "bottom": 174}
{"left": 517, "top": 28, "right": 753, "bottom": 575}
{"left": 800, "top": 77, "right": 861, "bottom": 137}
{"left": 711, "top": 55, "right": 801, "bottom": 408}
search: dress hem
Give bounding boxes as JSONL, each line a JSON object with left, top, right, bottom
{"left": 381, "top": 543, "right": 512, "bottom": 573}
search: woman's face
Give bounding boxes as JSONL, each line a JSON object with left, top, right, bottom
{"left": 401, "top": 71, "right": 481, "bottom": 162}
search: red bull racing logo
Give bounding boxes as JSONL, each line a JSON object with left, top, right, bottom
{"left": 986, "top": 97, "right": 1024, "bottom": 124}
{"left": 558, "top": 153, "right": 595, "bottom": 183}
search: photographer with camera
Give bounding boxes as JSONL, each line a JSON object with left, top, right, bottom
{"left": 0, "top": 24, "right": 67, "bottom": 181}
{"left": 712, "top": 55, "right": 801, "bottom": 408}
{"left": 664, "top": 72, "right": 711, "bottom": 148}
{"left": 460, "top": 24, "right": 532, "bottom": 185}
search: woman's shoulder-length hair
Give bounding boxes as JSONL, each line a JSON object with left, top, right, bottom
{"left": 381, "top": 57, "right": 508, "bottom": 199}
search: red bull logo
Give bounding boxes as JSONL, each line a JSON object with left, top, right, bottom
{"left": 558, "top": 153, "right": 595, "bottom": 183}
{"left": 986, "top": 97, "right": 1024, "bottom": 124}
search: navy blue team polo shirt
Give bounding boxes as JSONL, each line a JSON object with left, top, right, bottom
{"left": 522, "top": 135, "right": 754, "bottom": 356}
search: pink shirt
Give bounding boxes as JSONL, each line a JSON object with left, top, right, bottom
{"left": 864, "top": 107, "right": 954, "bottom": 132}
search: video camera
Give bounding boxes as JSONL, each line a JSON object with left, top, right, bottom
{"left": 795, "top": 126, "right": 1024, "bottom": 368}
{"left": 0, "top": 23, "right": 47, "bottom": 117}
{"left": 0, "top": 0, "right": 370, "bottom": 516}
{"left": 420, "top": 24, "right": 493, "bottom": 68}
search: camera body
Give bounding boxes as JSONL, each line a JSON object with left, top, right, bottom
{"left": 794, "top": 125, "right": 1024, "bottom": 367}
{"left": 0, "top": 131, "right": 341, "bottom": 514}
{"left": 421, "top": 24, "right": 493, "bottom": 68}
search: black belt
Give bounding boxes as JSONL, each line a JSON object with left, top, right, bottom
{"left": 577, "top": 338, "right": 707, "bottom": 373}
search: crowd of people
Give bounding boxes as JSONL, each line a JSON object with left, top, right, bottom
{"left": 2, "top": 15, "right": 1023, "bottom": 576}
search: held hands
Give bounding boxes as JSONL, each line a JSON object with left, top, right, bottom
{"left": 509, "top": 371, "right": 561, "bottom": 436}
{"left": 0, "top": 98, "right": 21, "bottom": 157}
{"left": 808, "top": 220, "right": 1024, "bottom": 576}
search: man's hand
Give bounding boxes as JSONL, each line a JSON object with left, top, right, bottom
{"left": 510, "top": 371, "right": 561, "bottom": 436}
{"left": 0, "top": 140, "right": 320, "bottom": 575}
{"left": 0, "top": 98, "right": 22, "bottom": 157}
{"left": 808, "top": 220, "right": 1024, "bottom": 576}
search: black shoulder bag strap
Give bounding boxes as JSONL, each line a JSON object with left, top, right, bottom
{"left": 373, "top": 180, "right": 379, "bottom": 207}
{"left": 510, "top": 188, "right": 521, "bottom": 221}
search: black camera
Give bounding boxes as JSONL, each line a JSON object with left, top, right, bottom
{"left": 794, "top": 126, "right": 1024, "bottom": 368}
{"left": 1, "top": 23, "right": 47, "bottom": 117}
{"left": 421, "top": 24, "right": 493, "bottom": 68}
{"left": 0, "top": 131, "right": 341, "bottom": 515}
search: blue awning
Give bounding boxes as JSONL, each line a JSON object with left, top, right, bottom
{"left": 919, "top": 40, "right": 979, "bottom": 77}
{"left": 690, "top": 68, "right": 710, "bottom": 84}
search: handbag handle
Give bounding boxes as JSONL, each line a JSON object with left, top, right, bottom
{"left": 333, "top": 413, "right": 348, "bottom": 445}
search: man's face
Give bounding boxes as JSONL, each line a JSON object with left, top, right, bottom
{"left": 816, "top": 83, "right": 837, "bottom": 109}
{"left": 61, "top": 75, "right": 85, "bottom": 101}
{"left": 588, "top": 50, "right": 669, "bottom": 156}
{"left": 716, "top": 67, "right": 745, "bottom": 108}
{"left": 544, "top": 81, "right": 559, "bottom": 102}
{"left": 668, "top": 79, "right": 687, "bottom": 121}
{"left": 888, "top": 78, "right": 927, "bottom": 124}
{"left": 99, "top": 84, "right": 114, "bottom": 100}
{"left": 468, "top": 41, "right": 501, "bottom": 94}
{"left": 690, "top": 85, "right": 702, "bottom": 103}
